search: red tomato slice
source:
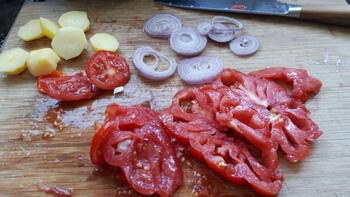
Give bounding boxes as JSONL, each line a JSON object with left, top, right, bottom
{"left": 160, "top": 110, "right": 283, "bottom": 197}
{"left": 90, "top": 104, "right": 183, "bottom": 197}
{"left": 36, "top": 70, "right": 63, "bottom": 94}
{"left": 249, "top": 67, "right": 322, "bottom": 103}
{"left": 85, "top": 51, "right": 130, "bottom": 90}
{"left": 39, "top": 72, "right": 99, "bottom": 101}
{"left": 215, "top": 69, "right": 322, "bottom": 163}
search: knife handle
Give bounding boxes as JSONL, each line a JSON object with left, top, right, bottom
{"left": 300, "top": 5, "right": 350, "bottom": 26}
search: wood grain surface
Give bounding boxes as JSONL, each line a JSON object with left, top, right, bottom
{"left": 1, "top": 0, "right": 350, "bottom": 196}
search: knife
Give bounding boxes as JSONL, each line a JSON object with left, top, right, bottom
{"left": 154, "top": 0, "right": 350, "bottom": 26}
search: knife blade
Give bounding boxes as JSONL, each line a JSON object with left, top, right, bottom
{"left": 154, "top": 0, "right": 302, "bottom": 18}
{"left": 154, "top": 0, "right": 350, "bottom": 26}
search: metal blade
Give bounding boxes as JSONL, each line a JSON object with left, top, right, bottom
{"left": 154, "top": 0, "right": 301, "bottom": 18}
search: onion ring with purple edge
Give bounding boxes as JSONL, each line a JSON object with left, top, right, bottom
{"left": 229, "top": 35, "right": 260, "bottom": 56}
{"left": 212, "top": 16, "right": 243, "bottom": 31}
{"left": 132, "top": 46, "right": 177, "bottom": 80}
{"left": 208, "top": 23, "right": 235, "bottom": 43}
{"left": 197, "top": 22, "right": 212, "bottom": 36}
{"left": 143, "top": 14, "right": 183, "bottom": 38}
{"left": 178, "top": 56, "right": 224, "bottom": 85}
{"left": 170, "top": 27, "right": 207, "bottom": 57}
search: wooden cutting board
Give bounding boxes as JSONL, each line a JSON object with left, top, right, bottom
{"left": 1, "top": 0, "right": 350, "bottom": 196}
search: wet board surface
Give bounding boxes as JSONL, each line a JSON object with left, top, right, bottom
{"left": 1, "top": 0, "right": 350, "bottom": 196}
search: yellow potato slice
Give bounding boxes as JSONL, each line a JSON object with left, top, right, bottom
{"left": 90, "top": 33, "right": 119, "bottom": 52}
{"left": 58, "top": 11, "right": 90, "bottom": 32}
{"left": 17, "top": 19, "right": 44, "bottom": 41}
{"left": 51, "top": 27, "right": 87, "bottom": 60}
{"left": 27, "top": 48, "right": 60, "bottom": 77}
{"left": 40, "top": 17, "right": 60, "bottom": 39}
{"left": 0, "top": 48, "right": 29, "bottom": 75}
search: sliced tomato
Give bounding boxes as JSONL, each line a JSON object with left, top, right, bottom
{"left": 85, "top": 51, "right": 130, "bottom": 90}
{"left": 214, "top": 69, "right": 322, "bottom": 163}
{"left": 38, "top": 72, "right": 99, "bottom": 101}
{"left": 160, "top": 109, "right": 283, "bottom": 197}
{"left": 37, "top": 70, "right": 63, "bottom": 94}
{"left": 90, "top": 104, "right": 183, "bottom": 197}
{"left": 160, "top": 67, "right": 322, "bottom": 196}
{"left": 249, "top": 67, "right": 322, "bottom": 103}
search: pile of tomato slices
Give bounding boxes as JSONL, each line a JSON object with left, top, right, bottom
{"left": 90, "top": 67, "right": 322, "bottom": 196}
{"left": 37, "top": 51, "right": 130, "bottom": 101}
{"left": 90, "top": 104, "right": 183, "bottom": 197}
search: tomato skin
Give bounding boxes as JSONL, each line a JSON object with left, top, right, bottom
{"left": 90, "top": 104, "right": 183, "bottom": 197}
{"left": 39, "top": 72, "right": 99, "bottom": 101}
{"left": 85, "top": 51, "right": 130, "bottom": 90}
{"left": 90, "top": 120, "right": 118, "bottom": 166}
{"left": 36, "top": 70, "right": 63, "bottom": 94}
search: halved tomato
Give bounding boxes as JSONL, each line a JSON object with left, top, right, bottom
{"left": 85, "top": 51, "right": 130, "bottom": 90}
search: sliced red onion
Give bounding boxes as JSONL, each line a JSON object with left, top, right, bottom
{"left": 196, "top": 22, "right": 212, "bottom": 36}
{"left": 143, "top": 14, "right": 182, "bottom": 38}
{"left": 178, "top": 56, "right": 224, "bottom": 85}
{"left": 132, "top": 46, "right": 177, "bottom": 80}
{"left": 170, "top": 27, "right": 207, "bottom": 57}
{"left": 229, "top": 35, "right": 260, "bottom": 56}
{"left": 208, "top": 23, "right": 235, "bottom": 43}
{"left": 212, "top": 16, "right": 243, "bottom": 31}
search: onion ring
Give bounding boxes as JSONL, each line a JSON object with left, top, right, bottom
{"left": 178, "top": 56, "right": 224, "bottom": 84}
{"left": 132, "top": 46, "right": 177, "bottom": 80}
{"left": 208, "top": 23, "right": 235, "bottom": 43}
{"left": 212, "top": 16, "right": 243, "bottom": 31}
{"left": 143, "top": 14, "right": 183, "bottom": 38}
{"left": 170, "top": 27, "right": 207, "bottom": 57}
{"left": 229, "top": 35, "right": 260, "bottom": 56}
{"left": 196, "top": 22, "right": 212, "bottom": 36}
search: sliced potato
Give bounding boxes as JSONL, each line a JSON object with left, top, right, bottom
{"left": 27, "top": 48, "right": 60, "bottom": 77}
{"left": 17, "top": 19, "right": 44, "bottom": 41}
{"left": 0, "top": 48, "right": 29, "bottom": 75}
{"left": 58, "top": 11, "right": 90, "bottom": 32}
{"left": 40, "top": 17, "right": 60, "bottom": 39}
{"left": 51, "top": 27, "right": 87, "bottom": 60}
{"left": 90, "top": 33, "right": 119, "bottom": 52}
